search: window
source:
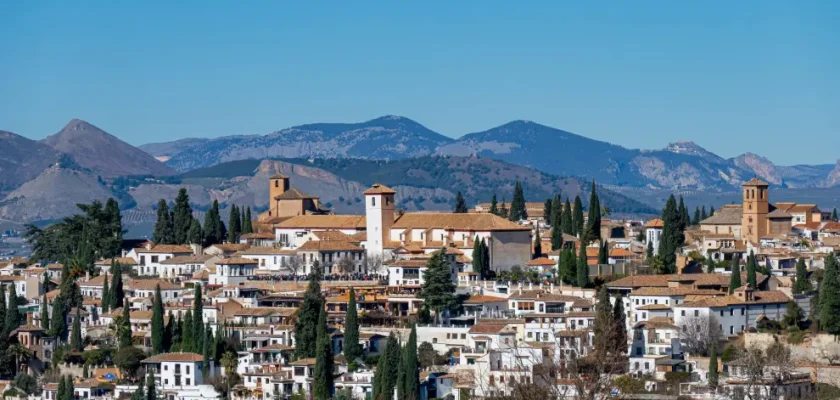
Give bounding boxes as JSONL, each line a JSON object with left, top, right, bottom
{"left": 186, "top": 365, "right": 191, "bottom": 374}
{"left": 694, "top": 310, "right": 699, "bottom": 317}
{"left": 186, "top": 378, "right": 191, "bottom": 386}
{"left": 432, "top": 338, "right": 437, "bottom": 344}
{"left": 720, "top": 310, "right": 724, "bottom": 317}
{"left": 741, "top": 308, "right": 745, "bottom": 316}
{"left": 371, "top": 197, "right": 376, "bottom": 206}
{"left": 730, "top": 309, "right": 734, "bottom": 316}
{"left": 730, "top": 326, "right": 734, "bottom": 334}
{"left": 681, "top": 310, "right": 685, "bottom": 316}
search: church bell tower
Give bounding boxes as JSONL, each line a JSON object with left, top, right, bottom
{"left": 741, "top": 178, "right": 769, "bottom": 244}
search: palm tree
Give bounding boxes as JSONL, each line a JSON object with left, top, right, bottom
{"left": 220, "top": 351, "right": 238, "bottom": 376}
{"left": 10, "top": 342, "right": 32, "bottom": 373}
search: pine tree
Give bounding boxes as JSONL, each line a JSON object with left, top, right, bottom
{"left": 612, "top": 293, "right": 627, "bottom": 354}
{"left": 832, "top": 208, "right": 838, "bottom": 222}
{"left": 498, "top": 197, "right": 509, "bottom": 219}
{"left": 708, "top": 342, "right": 719, "bottom": 388}
{"left": 700, "top": 206, "right": 708, "bottom": 221}
{"left": 111, "top": 262, "right": 124, "bottom": 309}
{"left": 729, "top": 256, "right": 742, "bottom": 294}
{"left": 152, "top": 199, "right": 174, "bottom": 244}
{"left": 151, "top": 284, "right": 164, "bottom": 354}
{"left": 509, "top": 181, "right": 527, "bottom": 221}
{"left": 228, "top": 204, "right": 241, "bottom": 243}
{"left": 454, "top": 192, "right": 468, "bottom": 213}
{"left": 313, "top": 308, "right": 334, "bottom": 400}
{"left": 576, "top": 243, "right": 589, "bottom": 288}
{"left": 173, "top": 188, "right": 193, "bottom": 244}
{"left": 295, "top": 266, "right": 324, "bottom": 358}
{"left": 101, "top": 273, "right": 110, "bottom": 314}
{"left": 793, "top": 258, "right": 812, "bottom": 294}
{"left": 533, "top": 229, "right": 542, "bottom": 259}
{"left": 597, "top": 240, "right": 608, "bottom": 265}
{"left": 119, "top": 304, "right": 132, "bottom": 347}
{"left": 585, "top": 181, "right": 601, "bottom": 241}
{"left": 40, "top": 293, "right": 49, "bottom": 331}
{"left": 693, "top": 207, "right": 701, "bottom": 225}
{"left": 6, "top": 283, "right": 20, "bottom": 332}
{"left": 418, "top": 249, "right": 456, "bottom": 323}
{"left": 243, "top": 207, "right": 253, "bottom": 234}
{"left": 344, "top": 287, "right": 363, "bottom": 365}
{"left": 193, "top": 283, "right": 204, "bottom": 353}
{"left": 71, "top": 309, "right": 83, "bottom": 351}
{"left": 103, "top": 198, "right": 124, "bottom": 259}
{"left": 819, "top": 253, "right": 840, "bottom": 334}
{"left": 747, "top": 250, "right": 757, "bottom": 289}
{"left": 572, "top": 196, "right": 584, "bottom": 237}
{"left": 402, "top": 325, "right": 419, "bottom": 400}
{"left": 706, "top": 257, "right": 716, "bottom": 273}
{"left": 561, "top": 197, "right": 573, "bottom": 235}
{"left": 188, "top": 217, "right": 203, "bottom": 245}
{"left": 489, "top": 194, "right": 498, "bottom": 216}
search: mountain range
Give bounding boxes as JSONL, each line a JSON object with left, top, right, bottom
{"left": 141, "top": 116, "right": 840, "bottom": 190}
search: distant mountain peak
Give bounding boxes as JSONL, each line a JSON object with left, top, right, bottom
{"left": 663, "top": 140, "right": 718, "bottom": 158}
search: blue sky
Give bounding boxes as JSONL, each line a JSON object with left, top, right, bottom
{"left": 1, "top": 1, "right": 838, "bottom": 165}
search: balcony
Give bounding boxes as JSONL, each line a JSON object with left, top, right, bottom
{"left": 461, "top": 347, "right": 488, "bottom": 355}
{"left": 403, "top": 274, "right": 420, "bottom": 280}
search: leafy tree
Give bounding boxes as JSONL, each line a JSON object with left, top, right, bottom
{"left": 101, "top": 273, "right": 110, "bottom": 314}
{"left": 708, "top": 342, "right": 719, "bottom": 388}
{"left": 819, "top": 253, "right": 840, "bottom": 334}
{"left": 576, "top": 243, "right": 589, "bottom": 287}
{"left": 793, "top": 258, "right": 812, "bottom": 294}
{"left": 344, "top": 287, "right": 363, "bottom": 365}
{"left": 489, "top": 194, "right": 498, "bottom": 216}
{"left": 729, "top": 257, "right": 742, "bottom": 294}
{"left": 188, "top": 217, "right": 203, "bottom": 245}
{"left": 114, "top": 345, "right": 146, "bottom": 381}
{"left": 13, "top": 373, "right": 37, "bottom": 395}
{"left": 172, "top": 188, "right": 193, "bottom": 244}
{"left": 227, "top": 204, "right": 241, "bottom": 243}
{"left": 152, "top": 199, "right": 175, "bottom": 244}
{"left": 313, "top": 308, "right": 334, "bottom": 400}
{"left": 572, "top": 195, "right": 584, "bottom": 237}
{"left": 747, "top": 250, "right": 757, "bottom": 289}
{"left": 70, "top": 309, "right": 83, "bottom": 351}
{"left": 533, "top": 229, "right": 542, "bottom": 258}
{"left": 151, "top": 284, "right": 164, "bottom": 354}
{"left": 418, "top": 249, "right": 456, "bottom": 323}
{"left": 295, "top": 265, "right": 324, "bottom": 358}
{"left": 597, "top": 240, "right": 608, "bottom": 265}
{"left": 453, "top": 192, "right": 468, "bottom": 213}
{"left": 585, "top": 180, "right": 601, "bottom": 241}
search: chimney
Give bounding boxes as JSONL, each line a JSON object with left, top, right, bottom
{"left": 145, "top": 242, "right": 152, "bottom": 250}
{"left": 26, "top": 312, "right": 32, "bottom": 326}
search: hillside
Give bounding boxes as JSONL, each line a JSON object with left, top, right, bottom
{"left": 0, "top": 130, "right": 65, "bottom": 195}
{"left": 161, "top": 116, "right": 454, "bottom": 172}
{"left": 0, "top": 166, "right": 115, "bottom": 222}
{"left": 143, "top": 116, "right": 840, "bottom": 191}
{"left": 42, "top": 119, "right": 177, "bottom": 177}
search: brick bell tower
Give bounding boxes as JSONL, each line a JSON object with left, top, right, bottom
{"left": 268, "top": 173, "right": 289, "bottom": 217}
{"left": 741, "top": 178, "right": 769, "bottom": 244}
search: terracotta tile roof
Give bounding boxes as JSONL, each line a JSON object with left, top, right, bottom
{"left": 636, "top": 304, "right": 672, "bottom": 311}
{"left": 234, "top": 307, "right": 297, "bottom": 317}
{"left": 217, "top": 257, "right": 260, "bottom": 265}
{"left": 793, "top": 222, "right": 821, "bottom": 230}
{"left": 645, "top": 219, "right": 664, "bottom": 228}
{"left": 274, "top": 187, "right": 319, "bottom": 200}
{"left": 291, "top": 358, "right": 317, "bottom": 366}
{"left": 363, "top": 183, "right": 397, "bottom": 195}
{"left": 79, "top": 275, "right": 109, "bottom": 287}
{"left": 238, "top": 247, "right": 296, "bottom": 256}
{"left": 610, "top": 248, "right": 633, "bottom": 257}
{"left": 607, "top": 273, "right": 765, "bottom": 289}
{"left": 526, "top": 257, "right": 556, "bottom": 266}
{"left": 767, "top": 208, "right": 792, "bottom": 218}
{"left": 160, "top": 254, "right": 216, "bottom": 265}
{"left": 629, "top": 287, "right": 723, "bottom": 296}
{"left": 633, "top": 317, "right": 679, "bottom": 329}
{"left": 142, "top": 352, "right": 204, "bottom": 363}
{"left": 95, "top": 257, "right": 137, "bottom": 266}
{"left": 699, "top": 205, "right": 743, "bottom": 225}
{"left": 468, "top": 324, "right": 508, "bottom": 334}
{"left": 312, "top": 230, "right": 351, "bottom": 241}
{"left": 135, "top": 244, "right": 194, "bottom": 254}
{"left": 128, "top": 279, "right": 182, "bottom": 291}
{"left": 297, "top": 240, "right": 362, "bottom": 252}
{"left": 209, "top": 243, "right": 250, "bottom": 252}
{"left": 788, "top": 204, "right": 818, "bottom": 213}
{"left": 349, "top": 232, "right": 367, "bottom": 241}
{"left": 464, "top": 295, "right": 508, "bottom": 304}
{"left": 389, "top": 259, "right": 429, "bottom": 268}
{"left": 392, "top": 213, "right": 530, "bottom": 231}
{"left": 270, "top": 173, "right": 288, "bottom": 179}
{"left": 742, "top": 178, "right": 769, "bottom": 186}
{"left": 677, "top": 290, "right": 790, "bottom": 308}
{"left": 241, "top": 232, "right": 276, "bottom": 240}
{"left": 45, "top": 263, "right": 63, "bottom": 270}
{"left": 275, "top": 215, "right": 367, "bottom": 229}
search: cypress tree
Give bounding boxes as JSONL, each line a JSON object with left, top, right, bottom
{"left": 151, "top": 284, "right": 164, "bottom": 354}
{"left": 550, "top": 195, "right": 562, "bottom": 227}
{"left": 119, "top": 304, "right": 132, "bottom": 347}
{"left": 819, "top": 253, "right": 840, "bottom": 334}
{"left": 313, "top": 308, "right": 334, "bottom": 400}
{"left": 597, "top": 240, "right": 608, "bottom": 265}
{"left": 453, "top": 192, "right": 468, "bottom": 213}
{"left": 793, "top": 258, "right": 812, "bottom": 294}
{"left": 418, "top": 249, "right": 456, "bottom": 323}
{"left": 471, "top": 237, "right": 482, "bottom": 276}
{"left": 709, "top": 206, "right": 715, "bottom": 216}
{"left": 152, "top": 199, "right": 174, "bottom": 244}
{"left": 227, "top": 204, "right": 241, "bottom": 243}
{"left": 102, "top": 273, "right": 110, "bottom": 314}
{"left": 6, "top": 283, "right": 20, "bottom": 332}
{"left": 183, "top": 310, "right": 194, "bottom": 353}
{"left": 543, "top": 198, "right": 552, "bottom": 225}
{"left": 57, "top": 374, "right": 67, "bottom": 400}
{"left": 163, "top": 311, "right": 173, "bottom": 352}
{"left": 572, "top": 196, "right": 584, "bottom": 237}
{"left": 71, "top": 309, "right": 83, "bottom": 351}
{"left": 498, "top": 198, "right": 508, "bottom": 219}
{"left": 585, "top": 180, "right": 601, "bottom": 242}
{"left": 111, "top": 262, "right": 124, "bottom": 309}
{"left": 344, "top": 287, "right": 363, "bottom": 365}
{"left": 145, "top": 373, "right": 155, "bottom": 400}
{"left": 193, "top": 283, "right": 204, "bottom": 353}
{"left": 243, "top": 207, "right": 253, "bottom": 234}
{"left": 658, "top": 195, "right": 681, "bottom": 274}
{"left": 831, "top": 208, "right": 838, "bottom": 221}
{"left": 49, "top": 286, "right": 67, "bottom": 339}
{"left": 40, "top": 293, "right": 50, "bottom": 331}
{"left": 402, "top": 325, "right": 419, "bottom": 400}
{"left": 172, "top": 313, "right": 183, "bottom": 352}
{"left": 693, "top": 207, "right": 701, "bottom": 225}
{"left": 612, "top": 293, "right": 627, "bottom": 354}
{"left": 380, "top": 333, "right": 401, "bottom": 400}
{"left": 708, "top": 342, "right": 719, "bottom": 388}
{"left": 509, "top": 181, "right": 527, "bottom": 221}
{"left": 489, "top": 194, "right": 498, "bottom": 216}
{"left": 576, "top": 243, "right": 589, "bottom": 288}
{"left": 131, "top": 376, "right": 144, "bottom": 400}
{"left": 397, "top": 346, "right": 406, "bottom": 400}
{"left": 560, "top": 248, "right": 576, "bottom": 284}
{"left": 561, "top": 197, "right": 574, "bottom": 235}
{"left": 295, "top": 265, "right": 324, "bottom": 358}
{"left": 747, "top": 250, "right": 757, "bottom": 289}
{"left": 646, "top": 241, "right": 653, "bottom": 261}
{"left": 173, "top": 188, "right": 193, "bottom": 244}
{"left": 533, "top": 229, "right": 542, "bottom": 259}
{"left": 481, "top": 238, "right": 490, "bottom": 278}
{"left": 203, "top": 202, "right": 217, "bottom": 245}
{"left": 593, "top": 287, "right": 613, "bottom": 351}
{"left": 188, "top": 217, "right": 203, "bottom": 245}
{"left": 729, "top": 256, "right": 742, "bottom": 294}
{"left": 700, "top": 206, "right": 708, "bottom": 221}
{"left": 202, "top": 326, "right": 211, "bottom": 375}
{"left": 678, "top": 196, "right": 690, "bottom": 231}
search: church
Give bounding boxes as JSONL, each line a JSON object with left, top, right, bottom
{"left": 257, "top": 173, "right": 331, "bottom": 222}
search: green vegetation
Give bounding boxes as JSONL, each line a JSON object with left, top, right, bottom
{"left": 819, "top": 253, "right": 840, "bottom": 334}
{"left": 729, "top": 257, "right": 742, "bottom": 294}
{"left": 295, "top": 264, "right": 324, "bottom": 359}
{"left": 419, "top": 249, "right": 457, "bottom": 323}
{"left": 656, "top": 194, "right": 684, "bottom": 274}
{"left": 343, "top": 288, "right": 363, "bottom": 366}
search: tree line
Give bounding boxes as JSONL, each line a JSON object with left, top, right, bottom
{"left": 151, "top": 188, "right": 254, "bottom": 246}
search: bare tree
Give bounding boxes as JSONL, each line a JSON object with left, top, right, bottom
{"left": 363, "top": 253, "right": 384, "bottom": 275}
{"left": 285, "top": 255, "right": 304, "bottom": 279}
{"left": 678, "top": 315, "right": 722, "bottom": 356}
{"left": 337, "top": 256, "right": 356, "bottom": 274}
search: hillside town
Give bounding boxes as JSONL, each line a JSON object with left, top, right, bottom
{"left": 0, "top": 174, "right": 838, "bottom": 400}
